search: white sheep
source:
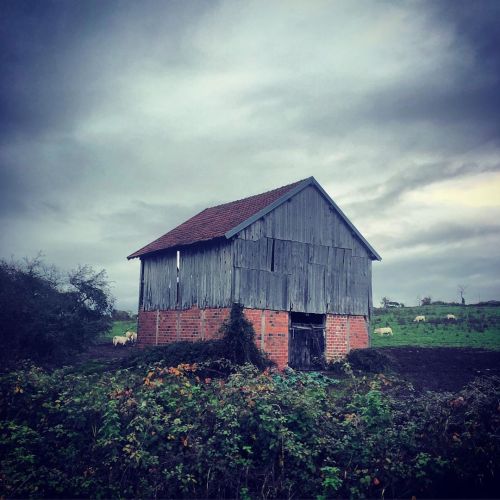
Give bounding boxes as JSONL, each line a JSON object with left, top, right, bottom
{"left": 113, "top": 335, "right": 129, "bottom": 346}
{"left": 129, "top": 332, "right": 138, "bottom": 343}
{"left": 446, "top": 314, "right": 456, "bottom": 320}
{"left": 124, "top": 330, "right": 136, "bottom": 340}
{"left": 414, "top": 315, "right": 426, "bottom": 322}
{"left": 374, "top": 327, "right": 393, "bottom": 336}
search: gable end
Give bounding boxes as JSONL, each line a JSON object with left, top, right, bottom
{"left": 226, "top": 177, "right": 381, "bottom": 261}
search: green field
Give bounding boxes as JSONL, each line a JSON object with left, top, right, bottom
{"left": 100, "top": 319, "right": 137, "bottom": 341}
{"left": 372, "top": 304, "right": 500, "bottom": 349}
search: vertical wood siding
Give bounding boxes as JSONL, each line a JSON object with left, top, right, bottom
{"left": 232, "top": 185, "right": 373, "bottom": 315}
{"left": 178, "top": 241, "right": 232, "bottom": 309}
{"left": 141, "top": 185, "right": 374, "bottom": 315}
{"left": 142, "top": 251, "right": 177, "bottom": 310}
{"left": 142, "top": 240, "right": 233, "bottom": 310}
{"left": 237, "top": 186, "right": 370, "bottom": 257}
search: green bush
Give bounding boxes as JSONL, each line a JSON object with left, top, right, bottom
{"left": 1, "top": 362, "right": 498, "bottom": 498}
{"left": 0, "top": 257, "right": 113, "bottom": 367}
{"left": 122, "top": 340, "right": 233, "bottom": 373}
{"left": 219, "top": 303, "right": 271, "bottom": 369}
{"left": 124, "top": 303, "right": 272, "bottom": 372}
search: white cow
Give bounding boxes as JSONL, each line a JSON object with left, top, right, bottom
{"left": 374, "top": 327, "right": 393, "bottom": 336}
{"left": 446, "top": 314, "right": 456, "bottom": 320}
{"left": 125, "top": 330, "right": 137, "bottom": 341}
{"left": 113, "top": 335, "right": 129, "bottom": 346}
{"left": 414, "top": 315, "right": 426, "bottom": 322}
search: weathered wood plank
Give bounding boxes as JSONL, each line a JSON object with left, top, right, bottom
{"left": 142, "top": 251, "right": 177, "bottom": 310}
{"left": 142, "top": 241, "right": 233, "bottom": 310}
{"left": 239, "top": 185, "right": 370, "bottom": 258}
{"left": 142, "top": 184, "right": 373, "bottom": 317}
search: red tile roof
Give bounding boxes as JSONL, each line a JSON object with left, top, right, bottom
{"left": 128, "top": 178, "right": 307, "bottom": 259}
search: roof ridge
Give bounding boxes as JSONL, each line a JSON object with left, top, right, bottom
{"left": 126, "top": 176, "right": 381, "bottom": 262}
{"left": 204, "top": 177, "right": 310, "bottom": 210}
{"left": 127, "top": 177, "right": 310, "bottom": 259}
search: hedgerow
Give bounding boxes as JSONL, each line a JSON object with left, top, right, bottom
{"left": 1, "top": 363, "right": 498, "bottom": 498}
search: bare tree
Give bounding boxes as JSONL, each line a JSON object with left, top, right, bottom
{"left": 380, "top": 296, "right": 391, "bottom": 308}
{"left": 458, "top": 284, "right": 467, "bottom": 305}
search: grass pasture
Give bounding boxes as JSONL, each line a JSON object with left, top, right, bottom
{"left": 100, "top": 319, "right": 137, "bottom": 341}
{"left": 372, "top": 304, "right": 500, "bottom": 349}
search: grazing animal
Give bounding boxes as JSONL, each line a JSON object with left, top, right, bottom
{"left": 446, "top": 314, "right": 456, "bottom": 320}
{"left": 125, "top": 331, "right": 137, "bottom": 343}
{"left": 414, "top": 315, "right": 426, "bottom": 322}
{"left": 374, "top": 327, "right": 393, "bottom": 336}
{"left": 113, "top": 335, "right": 129, "bottom": 346}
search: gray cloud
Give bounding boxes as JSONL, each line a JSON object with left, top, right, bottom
{"left": 373, "top": 250, "right": 500, "bottom": 306}
{"left": 1, "top": 0, "right": 499, "bottom": 310}
{"left": 385, "top": 222, "right": 500, "bottom": 250}
{"left": 343, "top": 160, "right": 500, "bottom": 219}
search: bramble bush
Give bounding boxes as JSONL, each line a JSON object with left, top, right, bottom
{"left": 123, "top": 303, "right": 272, "bottom": 373}
{"left": 0, "top": 361, "right": 498, "bottom": 498}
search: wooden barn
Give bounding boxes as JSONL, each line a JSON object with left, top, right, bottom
{"left": 128, "top": 176, "right": 381, "bottom": 369}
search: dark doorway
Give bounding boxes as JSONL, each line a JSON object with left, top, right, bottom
{"left": 289, "top": 312, "right": 326, "bottom": 370}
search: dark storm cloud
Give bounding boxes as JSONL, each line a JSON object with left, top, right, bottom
{"left": 0, "top": 0, "right": 213, "bottom": 142}
{"left": 0, "top": 0, "right": 113, "bottom": 139}
{"left": 1, "top": 0, "right": 499, "bottom": 310}
{"left": 431, "top": 0, "right": 500, "bottom": 73}
{"left": 362, "top": 83, "right": 500, "bottom": 146}
{"left": 377, "top": 78, "right": 500, "bottom": 128}
{"left": 257, "top": 2, "right": 500, "bottom": 158}
{"left": 366, "top": 0, "right": 500, "bottom": 147}
{"left": 292, "top": 81, "right": 500, "bottom": 151}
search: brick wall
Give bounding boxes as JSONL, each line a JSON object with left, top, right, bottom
{"left": 325, "top": 314, "right": 369, "bottom": 361}
{"left": 138, "top": 308, "right": 368, "bottom": 369}
{"left": 137, "top": 307, "right": 230, "bottom": 346}
{"left": 244, "top": 309, "right": 289, "bottom": 370}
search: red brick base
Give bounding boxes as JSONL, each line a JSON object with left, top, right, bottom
{"left": 325, "top": 315, "right": 369, "bottom": 360}
{"left": 138, "top": 308, "right": 368, "bottom": 369}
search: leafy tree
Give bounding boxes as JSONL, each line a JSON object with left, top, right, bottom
{"left": 421, "top": 296, "right": 432, "bottom": 306}
{"left": 0, "top": 256, "right": 114, "bottom": 366}
{"left": 112, "top": 309, "right": 132, "bottom": 321}
{"left": 380, "top": 296, "right": 391, "bottom": 308}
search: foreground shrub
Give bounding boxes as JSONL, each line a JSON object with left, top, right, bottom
{"left": 0, "top": 362, "right": 498, "bottom": 499}
{"left": 123, "top": 340, "right": 235, "bottom": 374}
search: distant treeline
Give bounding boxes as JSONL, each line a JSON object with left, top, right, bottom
{"left": 112, "top": 309, "right": 137, "bottom": 321}
{"left": 378, "top": 300, "right": 500, "bottom": 309}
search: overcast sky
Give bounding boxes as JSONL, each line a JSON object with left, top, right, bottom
{"left": 1, "top": 0, "right": 499, "bottom": 310}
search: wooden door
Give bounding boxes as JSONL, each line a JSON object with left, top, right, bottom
{"left": 289, "top": 324, "right": 325, "bottom": 370}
